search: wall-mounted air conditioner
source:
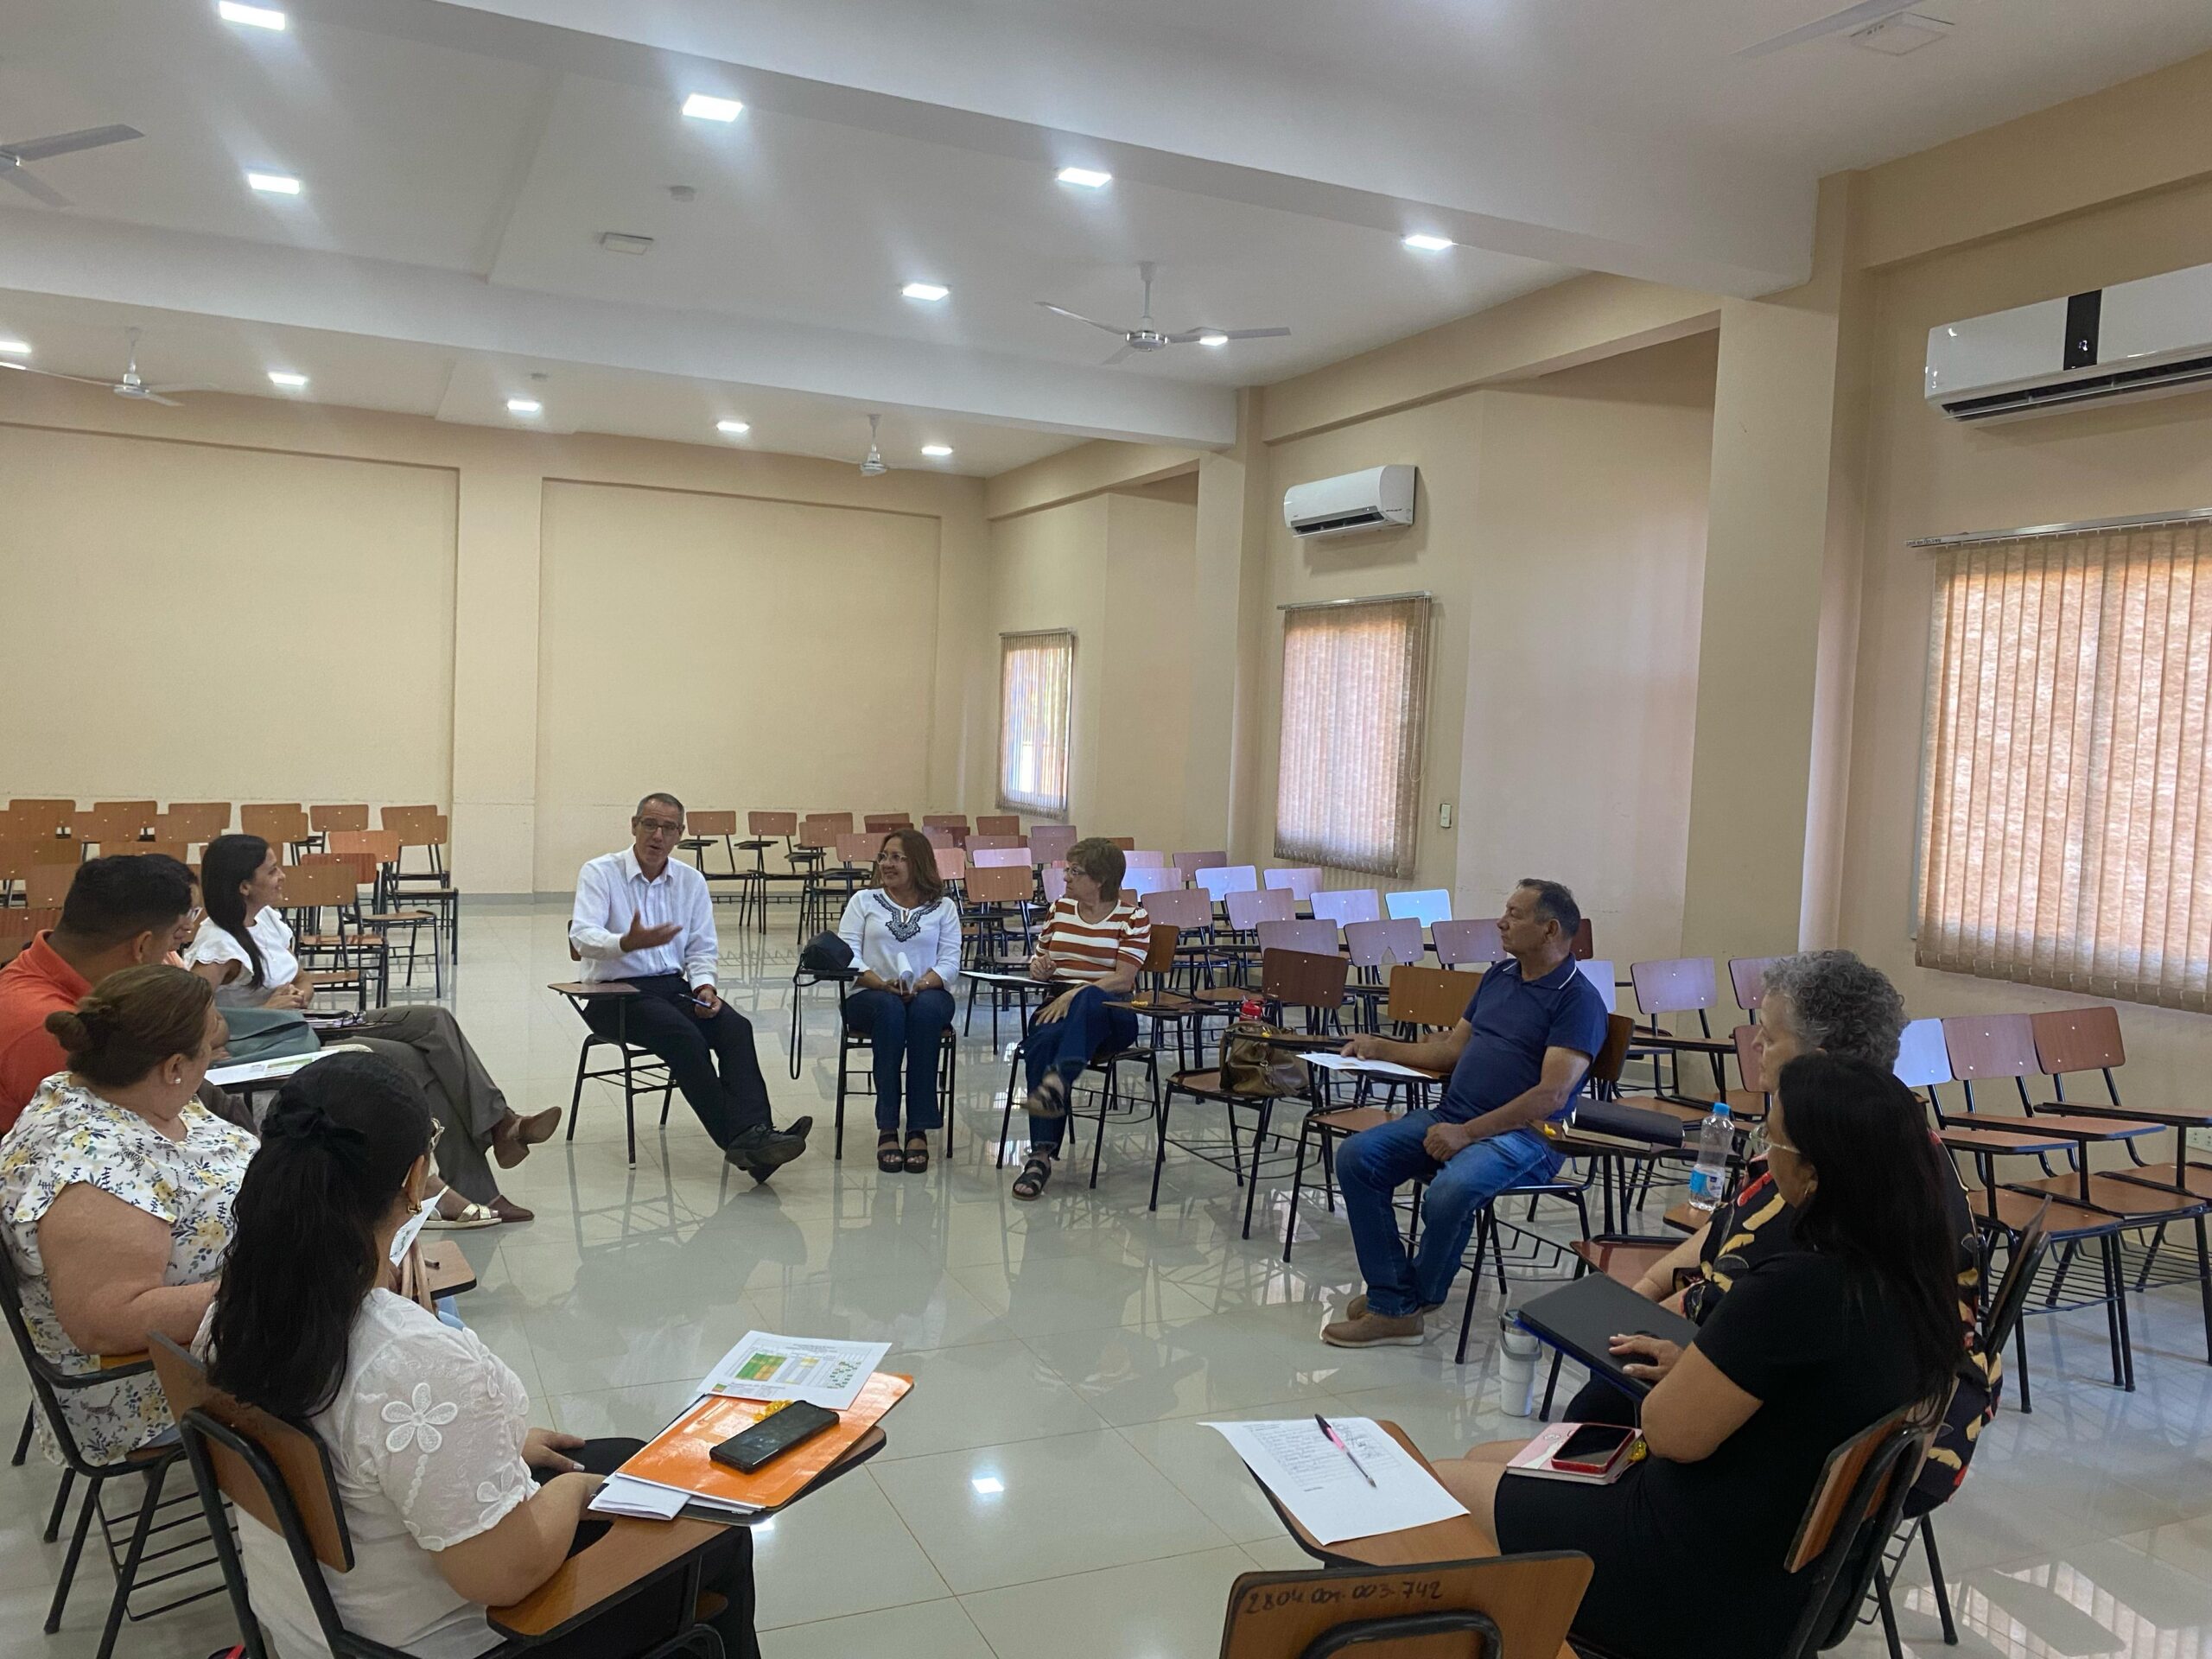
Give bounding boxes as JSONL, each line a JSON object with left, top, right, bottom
{"left": 1282, "top": 465, "right": 1417, "bottom": 539}
{"left": 1926, "top": 260, "right": 2212, "bottom": 423}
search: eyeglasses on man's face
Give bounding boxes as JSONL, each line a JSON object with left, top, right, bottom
{"left": 634, "top": 817, "right": 684, "bottom": 837}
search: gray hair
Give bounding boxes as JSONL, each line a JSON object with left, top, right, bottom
{"left": 1515, "top": 878, "right": 1581, "bottom": 942}
{"left": 1759, "top": 950, "right": 1905, "bottom": 1068}
{"left": 634, "top": 791, "right": 685, "bottom": 820}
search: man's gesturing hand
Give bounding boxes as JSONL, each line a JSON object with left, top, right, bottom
{"left": 620, "top": 909, "right": 683, "bottom": 953}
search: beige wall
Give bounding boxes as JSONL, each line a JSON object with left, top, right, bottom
{"left": 983, "top": 489, "right": 1198, "bottom": 847}
{"left": 1837, "top": 169, "right": 2212, "bottom": 1116}
{"left": 0, "top": 375, "right": 988, "bottom": 890}
{"left": 0, "top": 423, "right": 457, "bottom": 808}
{"left": 1457, "top": 336, "right": 1716, "bottom": 961}
{"left": 535, "top": 480, "right": 944, "bottom": 883}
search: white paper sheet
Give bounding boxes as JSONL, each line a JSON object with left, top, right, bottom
{"left": 698, "top": 1332, "right": 890, "bottom": 1410}
{"left": 588, "top": 1474, "right": 757, "bottom": 1521}
{"left": 207, "top": 1040, "right": 373, "bottom": 1089}
{"left": 1300, "top": 1052, "right": 1439, "bottom": 1082}
{"left": 387, "top": 1194, "right": 441, "bottom": 1267}
{"left": 1206, "top": 1417, "right": 1467, "bottom": 1546}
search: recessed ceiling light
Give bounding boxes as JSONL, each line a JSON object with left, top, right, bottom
{"left": 0, "top": 339, "right": 29, "bottom": 356}
{"left": 901, "top": 282, "right": 950, "bottom": 303}
{"left": 1055, "top": 166, "right": 1112, "bottom": 189}
{"left": 506, "top": 397, "right": 542, "bottom": 416}
{"left": 1197, "top": 331, "right": 1229, "bottom": 347}
{"left": 970, "top": 1476, "right": 1004, "bottom": 1495}
{"left": 247, "top": 170, "right": 302, "bottom": 195}
{"left": 1402, "top": 232, "right": 1453, "bottom": 253}
{"left": 716, "top": 419, "right": 750, "bottom": 436}
{"left": 920, "top": 443, "right": 953, "bottom": 458}
{"left": 682, "top": 92, "right": 744, "bottom": 122}
{"left": 267, "top": 371, "right": 308, "bottom": 388}
{"left": 218, "top": 1, "right": 286, "bottom": 27}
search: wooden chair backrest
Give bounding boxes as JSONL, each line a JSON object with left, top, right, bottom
{"left": 114, "top": 842, "right": 189, "bottom": 865}
{"left": 1029, "top": 825, "right": 1078, "bottom": 864}
{"left": 1041, "top": 864, "right": 1068, "bottom": 905}
{"left": 1783, "top": 1405, "right": 1922, "bottom": 1573}
{"left": 811, "top": 812, "right": 855, "bottom": 836}
{"left": 963, "top": 863, "right": 1033, "bottom": 905}
{"left": 1219, "top": 1554, "right": 1591, "bottom": 1659}
{"left": 1195, "top": 863, "right": 1258, "bottom": 899}
{"left": 1121, "top": 865, "right": 1183, "bottom": 898}
{"left": 1729, "top": 954, "right": 1781, "bottom": 1012}
{"left": 1590, "top": 1012, "right": 1637, "bottom": 1088}
{"left": 922, "top": 825, "right": 957, "bottom": 847}
{"left": 797, "top": 815, "right": 842, "bottom": 848}
{"left": 1892, "top": 1018, "right": 1955, "bottom": 1090}
{"left": 2031, "top": 1005, "right": 2124, "bottom": 1076}
{"left": 836, "top": 834, "right": 879, "bottom": 867}
{"left": 327, "top": 830, "right": 399, "bottom": 864}
{"left": 862, "top": 813, "right": 912, "bottom": 833}
{"left": 92, "top": 798, "right": 158, "bottom": 823}
{"left": 1433, "top": 918, "right": 1509, "bottom": 967}
{"left": 1142, "top": 887, "right": 1213, "bottom": 929}
{"left": 1630, "top": 956, "right": 1719, "bottom": 1016}
{"left": 968, "top": 836, "right": 1021, "bottom": 851}
{"left": 1386, "top": 964, "right": 1473, "bottom": 1030}
{"left": 1941, "top": 1013, "right": 2039, "bottom": 1082}
{"left": 1262, "top": 865, "right": 1323, "bottom": 901}
{"left": 285, "top": 862, "right": 362, "bottom": 906}
{"left": 1140, "top": 922, "right": 1181, "bottom": 976}
{"left": 165, "top": 803, "right": 233, "bottom": 842}
{"left": 310, "top": 805, "right": 370, "bottom": 833}
{"left": 1257, "top": 918, "right": 1339, "bottom": 958}
{"left": 1576, "top": 959, "right": 1618, "bottom": 1014}
{"left": 748, "top": 810, "right": 798, "bottom": 836}
{"left": 1981, "top": 1200, "right": 2052, "bottom": 1356}
{"left": 379, "top": 804, "right": 440, "bottom": 842}
{"left": 1224, "top": 887, "right": 1295, "bottom": 931}
{"left": 9, "top": 799, "right": 76, "bottom": 830}
{"left": 25, "top": 864, "right": 74, "bottom": 909}
{"left": 1261, "top": 947, "right": 1347, "bottom": 1011}
{"left": 684, "top": 810, "right": 737, "bottom": 836}
{"left": 1344, "top": 917, "right": 1425, "bottom": 970}
{"left": 1308, "top": 887, "right": 1380, "bottom": 928}
{"left": 1384, "top": 887, "right": 1452, "bottom": 929}
{"left": 922, "top": 814, "right": 969, "bottom": 830}
{"left": 149, "top": 1335, "right": 353, "bottom": 1573}
{"left": 0, "top": 907, "right": 60, "bottom": 943}
{"left": 1572, "top": 917, "right": 1595, "bottom": 959}
{"left": 976, "top": 815, "right": 1020, "bottom": 837}
{"left": 1123, "top": 848, "right": 1168, "bottom": 868}
{"left": 242, "top": 804, "right": 309, "bottom": 843}
{"left": 969, "top": 847, "right": 1031, "bottom": 868}
{"left": 932, "top": 847, "right": 966, "bottom": 881}
{"left": 1173, "top": 849, "right": 1228, "bottom": 880}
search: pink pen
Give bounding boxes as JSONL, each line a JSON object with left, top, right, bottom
{"left": 1314, "top": 1414, "right": 1376, "bottom": 1487}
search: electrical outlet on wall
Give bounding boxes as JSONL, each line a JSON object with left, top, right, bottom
{"left": 1438, "top": 802, "right": 1454, "bottom": 830}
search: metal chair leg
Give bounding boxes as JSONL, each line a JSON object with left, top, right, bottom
{"left": 12, "top": 1402, "right": 31, "bottom": 1466}
{"left": 93, "top": 1461, "right": 168, "bottom": 1659}
{"left": 1875, "top": 1569, "right": 1904, "bottom": 1659}
{"left": 1149, "top": 1093, "right": 1173, "bottom": 1212}
{"left": 46, "top": 1472, "right": 102, "bottom": 1633}
{"left": 1920, "top": 1515, "right": 1957, "bottom": 1645}
{"left": 43, "top": 1465, "right": 74, "bottom": 1541}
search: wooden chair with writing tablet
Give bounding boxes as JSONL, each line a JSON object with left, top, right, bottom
{"left": 1220, "top": 1554, "right": 1592, "bottom": 1659}
{"left": 149, "top": 1337, "right": 731, "bottom": 1659}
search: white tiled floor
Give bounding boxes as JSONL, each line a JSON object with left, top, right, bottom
{"left": 5, "top": 899, "right": 2210, "bottom": 1658}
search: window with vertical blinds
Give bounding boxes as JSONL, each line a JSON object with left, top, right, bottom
{"left": 998, "top": 631, "right": 1074, "bottom": 817}
{"left": 1274, "top": 595, "right": 1432, "bottom": 878}
{"left": 1917, "top": 520, "right": 2212, "bottom": 1011}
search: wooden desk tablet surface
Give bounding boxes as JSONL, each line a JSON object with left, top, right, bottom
{"left": 1266, "top": 1421, "right": 1497, "bottom": 1567}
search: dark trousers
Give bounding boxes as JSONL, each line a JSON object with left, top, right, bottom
{"left": 531, "top": 1438, "right": 758, "bottom": 1659}
{"left": 842, "top": 986, "right": 955, "bottom": 1133}
{"left": 1020, "top": 985, "right": 1137, "bottom": 1154}
{"left": 584, "top": 976, "right": 772, "bottom": 1149}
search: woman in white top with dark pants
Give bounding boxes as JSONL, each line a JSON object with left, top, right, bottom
{"left": 836, "top": 829, "right": 962, "bottom": 1173}
{"left": 183, "top": 835, "right": 558, "bottom": 1224}
{"left": 201, "top": 1052, "right": 758, "bottom": 1658}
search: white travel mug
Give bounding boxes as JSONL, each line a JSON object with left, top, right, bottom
{"left": 1497, "top": 1318, "right": 1541, "bottom": 1417}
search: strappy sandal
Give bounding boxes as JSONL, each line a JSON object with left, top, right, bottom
{"left": 424, "top": 1199, "right": 500, "bottom": 1230}
{"left": 1025, "top": 1074, "right": 1070, "bottom": 1119}
{"left": 1012, "top": 1152, "right": 1053, "bottom": 1201}
{"left": 903, "top": 1134, "right": 931, "bottom": 1173}
{"left": 876, "top": 1133, "right": 905, "bottom": 1173}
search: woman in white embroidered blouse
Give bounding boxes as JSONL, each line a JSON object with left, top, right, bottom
{"left": 836, "top": 828, "right": 963, "bottom": 1173}
{"left": 0, "top": 966, "right": 253, "bottom": 1467}
{"left": 202, "top": 1052, "right": 759, "bottom": 1659}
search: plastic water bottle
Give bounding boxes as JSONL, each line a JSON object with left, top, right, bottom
{"left": 1686, "top": 1100, "right": 1732, "bottom": 1212}
{"left": 1238, "top": 995, "right": 1263, "bottom": 1021}
{"left": 1497, "top": 1316, "right": 1541, "bottom": 1416}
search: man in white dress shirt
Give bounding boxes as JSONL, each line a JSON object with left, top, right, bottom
{"left": 570, "top": 792, "right": 810, "bottom": 1174}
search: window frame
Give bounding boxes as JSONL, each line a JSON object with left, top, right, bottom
{"left": 996, "top": 628, "right": 1076, "bottom": 819}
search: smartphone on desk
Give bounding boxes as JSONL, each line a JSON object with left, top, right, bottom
{"left": 709, "top": 1402, "right": 841, "bottom": 1474}
{"left": 1549, "top": 1423, "right": 1637, "bottom": 1476}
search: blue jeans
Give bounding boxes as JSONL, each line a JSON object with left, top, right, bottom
{"left": 1336, "top": 1110, "right": 1565, "bottom": 1318}
{"left": 1021, "top": 985, "right": 1137, "bottom": 1153}
{"left": 842, "top": 987, "right": 955, "bottom": 1132}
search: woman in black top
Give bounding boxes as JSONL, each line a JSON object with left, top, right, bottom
{"left": 1433, "top": 1054, "right": 1963, "bottom": 1659}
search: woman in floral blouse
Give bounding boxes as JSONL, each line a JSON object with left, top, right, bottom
{"left": 204, "top": 1052, "right": 759, "bottom": 1658}
{"left": 0, "top": 964, "right": 253, "bottom": 1467}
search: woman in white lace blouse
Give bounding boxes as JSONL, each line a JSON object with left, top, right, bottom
{"left": 201, "top": 1052, "right": 759, "bottom": 1658}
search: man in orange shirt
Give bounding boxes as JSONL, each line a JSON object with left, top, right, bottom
{"left": 0, "top": 854, "right": 200, "bottom": 1130}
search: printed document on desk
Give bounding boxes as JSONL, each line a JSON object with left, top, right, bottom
{"left": 1207, "top": 1418, "right": 1466, "bottom": 1545}
{"left": 1300, "top": 1052, "right": 1438, "bottom": 1082}
{"left": 700, "top": 1332, "right": 889, "bottom": 1409}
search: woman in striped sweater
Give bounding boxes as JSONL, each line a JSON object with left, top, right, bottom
{"left": 1012, "top": 838, "right": 1151, "bottom": 1200}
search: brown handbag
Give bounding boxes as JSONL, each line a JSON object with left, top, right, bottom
{"left": 1217, "top": 1019, "right": 1311, "bottom": 1097}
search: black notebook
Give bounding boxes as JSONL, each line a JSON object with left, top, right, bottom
{"left": 1515, "top": 1272, "right": 1699, "bottom": 1397}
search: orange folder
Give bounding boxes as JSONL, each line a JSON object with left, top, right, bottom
{"left": 616, "top": 1372, "right": 912, "bottom": 1512}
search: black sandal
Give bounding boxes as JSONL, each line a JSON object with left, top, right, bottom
{"left": 1025, "top": 1075, "right": 1070, "bottom": 1119}
{"left": 1012, "top": 1152, "right": 1053, "bottom": 1201}
{"left": 876, "top": 1133, "right": 904, "bottom": 1173}
{"left": 903, "top": 1134, "right": 931, "bottom": 1173}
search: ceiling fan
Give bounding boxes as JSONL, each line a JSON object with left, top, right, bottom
{"left": 858, "top": 412, "right": 887, "bottom": 476}
{"left": 0, "top": 327, "right": 209, "bottom": 407}
{"left": 0, "top": 124, "right": 143, "bottom": 207}
{"left": 1037, "top": 261, "right": 1289, "bottom": 365}
{"left": 1736, "top": 0, "right": 1952, "bottom": 56}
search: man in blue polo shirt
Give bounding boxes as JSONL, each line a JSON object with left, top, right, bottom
{"left": 1322, "top": 878, "right": 1609, "bottom": 1347}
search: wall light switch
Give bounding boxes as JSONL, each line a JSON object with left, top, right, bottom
{"left": 1438, "top": 802, "right": 1454, "bottom": 830}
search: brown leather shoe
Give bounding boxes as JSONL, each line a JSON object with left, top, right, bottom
{"left": 493, "top": 1106, "right": 563, "bottom": 1168}
{"left": 1319, "top": 1310, "right": 1426, "bottom": 1348}
{"left": 1344, "top": 1294, "right": 1445, "bottom": 1323}
{"left": 488, "top": 1194, "right": 535, "bottom": 1224}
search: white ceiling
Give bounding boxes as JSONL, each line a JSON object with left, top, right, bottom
{"left": 2, "top": 0, "right": 2207, "bottom": 471}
